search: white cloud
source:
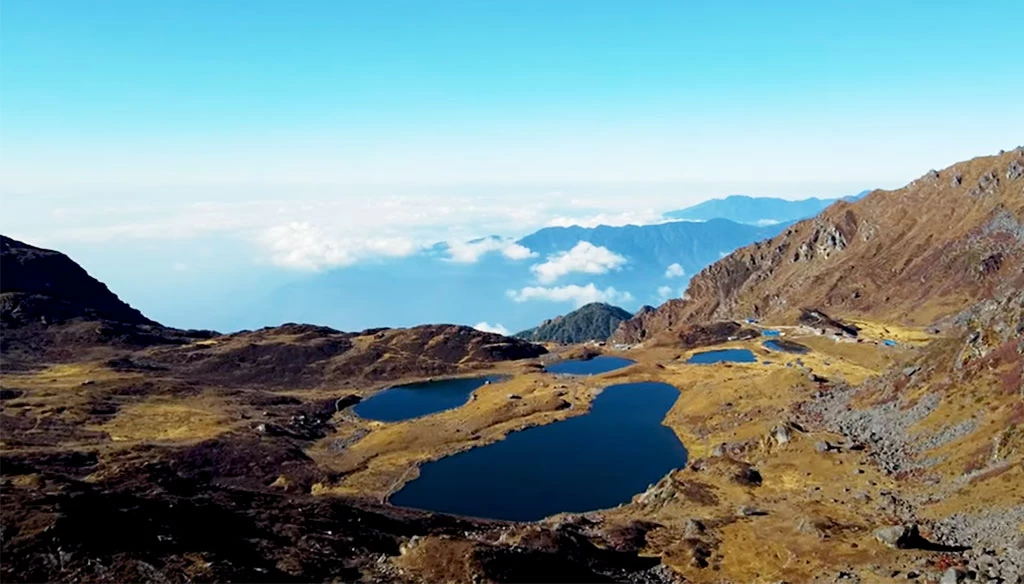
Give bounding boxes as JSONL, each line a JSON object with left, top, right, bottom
{"left": 445, "top": 237, "right": 536, "bottom": 263}
{"left": 754, "top": 219, "right": 782, "bottom": 226}
{"left": 545, "top": 209, "right": 666, "bottom": 229}
{"left": 501, "top": 242, "right": 536, "bottom": 260}
{"left": 506, "top": 284, "right": 633, "bottom": 307}
{"left": 473, "top": 321, "right": 510, "bottom": 335}
{"left": 6, "top": 186, "right": 720, "bottom": 270}
{"left": 260, "top": 222, "right": 419, "bottom": 270}
{"left": 664, "top": 263, "right": 685, "bottom": 278}
{"left": 530, "top": 242, "right": 627, "bottom": 284}
{"left": 656, "top": 285, "right": 687, "bottom": 301}
{"left": 172, "top": 261, "right": 189, "bottom": 272}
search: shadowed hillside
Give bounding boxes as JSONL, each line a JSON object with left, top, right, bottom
{"left": 1, "top": 236, "right": 156, "bottom": 327}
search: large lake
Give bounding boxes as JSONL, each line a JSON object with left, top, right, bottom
{"left": 544, "top": 355, "right": 635, "bottom": 375}
{"left": 389, "top": 381, "right": 686, "bottom": 521}
{"left": 353, "top": 375, "right": 505, "bottom": 422}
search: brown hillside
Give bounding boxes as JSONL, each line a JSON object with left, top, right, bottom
{"left": 612, "top": 147, "right": 1024, "bottom": 343}
{"left": 145, "top": 322, "right": 547, "bottom": 389}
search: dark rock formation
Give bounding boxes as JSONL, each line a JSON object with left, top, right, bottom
{"left": 515, "top": 303, "right": 632, "bottom": 343}
{"left": 1, "top": 235, "right": 156, "bottom": 327}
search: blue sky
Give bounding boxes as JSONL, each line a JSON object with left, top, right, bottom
{"left": 1, "top": 0, "right": 1022, "bottom": 330}
{"left": 4, "top": 0, "right": 1022, "bottom": 189}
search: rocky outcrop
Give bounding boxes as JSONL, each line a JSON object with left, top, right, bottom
{"left": 797, "top": 308, "right": 859, "bottom": 337}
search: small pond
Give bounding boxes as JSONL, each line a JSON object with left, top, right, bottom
{"left": 686, "top": 348, "right": 757, "bottom": 364}
{"left": 544, "top": 355, "right": 635, "bottom": 376}
{"left": 353, "top": 375, "right": 506, "bottom": 422}
{"left": 389, "top": 382, "right": 686, "bottom": 521}
{"left": 763, "top": 339, "right": 810, "bottom": 354}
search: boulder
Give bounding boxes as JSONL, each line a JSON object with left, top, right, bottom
{"left": 733, "top": 467, "right": 763, "bottom": 487}
{"left": 771, "top": 424, "right": 792, "bottom": 444}
{"left": 736, "top": 505, "right": 768, "bottom": 517}
{"left": 939, "top": 568, "right": 964, "bottom": 584}
{"left": 683, "top": 519, "right": 706, "bottom": 537}
{"left": 873, "top": 524, "right": 919, "bottom": 549}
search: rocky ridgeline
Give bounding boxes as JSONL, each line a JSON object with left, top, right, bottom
{"left": 612, "top": 148, "right": 1024, "bottom": 343}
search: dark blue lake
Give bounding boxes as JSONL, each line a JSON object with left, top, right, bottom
{"left": 544, "top": 355, "right": 635, "bottom": 375}
{"left": 353, "top": 375, "right": 505, "bottom": 422}
{"left": 389, "top": 382, "right": 686, "bottom": 521}
{"left": 686, "top": 348, "right": 757, "bottom": 364}
{"left": 763, "top": 340, "right": 809, "bottom": 354}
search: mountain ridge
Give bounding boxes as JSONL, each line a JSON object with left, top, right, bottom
{"left": 612, "top": 147, "right": 1024, "bottom": 343}
{"left": 513, "top": 302, "right": 632, "bottom": 343}
{"left": 663, "top": 191, "right": 870, "bottom": 225}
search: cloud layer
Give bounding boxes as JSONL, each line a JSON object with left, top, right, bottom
{"left": 446, "top": 237, "right": 536, "bottom": 263}
{"left": 531, "top": 242, "right": 627, "bottom": 284}
{"left": 8, "top": 186, "right": 719, "bottom": 272}
{"left": 506, "top": 284, "right": 634, "bottom": 307}
{"left": 261, "top": 222, "right": 419, "bottom": 270}
{"left": 473, "top": 321, "right": 510, "bottom": 335}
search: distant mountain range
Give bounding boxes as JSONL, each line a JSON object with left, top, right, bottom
{"left": 665, "top": 192, "right": 870, "bottom": 225}
{"left": 122, "top": 192, "right": 870, "bottom": 335}
{"left": 518, "top": 218, "right": 786, "bottom": 271}
{"left": 514, "top": 302, "right": 632, "bottom": 344}
{"left": 242, "top": 218, "right": 789, "bottom": 334}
